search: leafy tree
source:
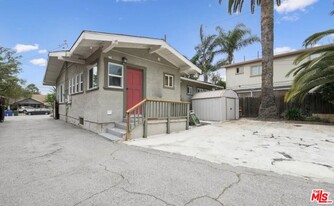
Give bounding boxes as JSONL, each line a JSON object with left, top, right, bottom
{"left": 210, "top": 72, "right": 222, "bottom": 85}
{"left": 320, "top": 83, "right": 334, "bottom": 104}
{"left": 26, "top": 83, "right": 40, "bottom": 94}
{"left": 45, "top": 87, "right": 56, "bottom": 108}
{"left": 216, "top": 23, "right": 260, "bottom": 64}
{"left": 285, "top": 20, "right": 334, "bottom": 103}
{"left": 192, "top": 25, "right": 220, "bottom": 82}
{"left": 216, "top": 80, "right": 226, "bottom": 88}
{"left": 0, "top": 47, "right": 22, "bottom": 97}
{"left": 219, "top": 0, "right": 281, "bottom": 119}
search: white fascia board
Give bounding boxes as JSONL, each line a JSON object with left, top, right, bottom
{"left": 181, "top": 77, "right": 224, "bottom": 89}
{"left": 84, "top": 32, "right": 163, "bottom": 46}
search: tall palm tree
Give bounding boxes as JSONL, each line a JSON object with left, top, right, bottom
{"left": 192, "top": 25, "right": 220, "bottom": 82}
{"left": 285, "top": 30, "right": 334, "bottom": 102}
{"left": 219, "top": 0, "right": 281, "bottom": 119}
{"left": 216, "top": 23, "right": 260, "bottom": 64}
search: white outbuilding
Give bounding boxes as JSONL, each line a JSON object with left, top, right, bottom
{"left": 192, "top": 90, "right": 239, "bottom": 121}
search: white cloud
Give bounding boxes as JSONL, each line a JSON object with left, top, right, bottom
{"left": 281, "top": 15, "right": 299, "bottom": 22}
{"left": 14, "top": 44, "right": 39, "bottom": 53}
{"left": 276, "top": 0, "right": 318, "bottom": 13}
{"left": 38, "top": 49, "right": 47, "bottom": 54}
{"left": 30, "top": 58, "right": 47, "bottom": 67}
{"left": 274, "top": 47, "right": 296, "bottom": 55}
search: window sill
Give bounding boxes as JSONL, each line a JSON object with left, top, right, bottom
{"left": 235, "top": 73, "right": 244, "bottom": 75}
{"left": 70, "top": 92, "right": 84, "bottom": 96}
{"left": 86, "top": 87, "right": 99, "bottom": 93}
{"left": 163, "top": 86, "right": 175, "bottom": 90}
{"left": 103, "top": 86, "right": 124, "bottom": 91}
{"left": 186, "top": 93, "right": 193, "bottom": 96}
{"left": 250, "top": 74, "right": 261, "bottom": 77}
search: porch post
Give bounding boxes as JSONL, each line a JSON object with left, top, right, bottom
{"left": 143, "top": 102, "right": 148, "bottom": 138}
{"left": 186, "top": 103, "right": 190, "bottom": 130}
{"left": 167, "top": 103, "right": 171, "bottom": 134}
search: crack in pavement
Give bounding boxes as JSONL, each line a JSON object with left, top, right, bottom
{"left": 72, "top": 163, "right": 128, "bottom": 206}
{"left": 184, "top": 172, "right": 241, "bottom": 206}
{"left": 217, "top": 173, "right": 241, "bottom": 201}
{"left": 25, "top": 147, "right": 63, "bottom": 160}
{"left": 120, "top": 187, "right": 176, "bottom": 206}
{"left": 184, "top": 195, "right": 224, "bottom": 206}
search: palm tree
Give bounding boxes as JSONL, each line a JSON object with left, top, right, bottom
{"left": 192, "top": 25, "right": 220, "bottom": 82}
{"left": 285, "top": 30, "right": 334, "bottom": 102}
{"left": 216, "top": 23, "right": 260, "bottom": 64}
{"left": 219, "top": 0, "right": 281, "bottom": 119}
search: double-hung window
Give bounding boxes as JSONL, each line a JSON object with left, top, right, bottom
{"left": 164, "top": 73, "right": 174, "bottom": 88}
{"left": 251, "top": 65, "right": 262, "bottom": 76}
{"left": 79, "top": 73, "right": 83, "bottom": 92}
{"left": 187, "top": 86, "right": 193, "bottom": 95}
{"left": 108, "top": 62, "right": 123, "bottom": 88}
{"left": 88, "top": 64, "right": 98, "bottom": 90}
{"left": 58, "top": 84, "right": 64, "bottom": 103}
{"left": 75, "top": 74, "right": 79, "bottom": 93}
{"left": 68, "top": 80, "right": 72, "bottom": 95}
{"left": 72, "top": 77, "right": 75, "bottom": 94}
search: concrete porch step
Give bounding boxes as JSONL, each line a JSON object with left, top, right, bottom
{"left": 106, "top": 127, "right": 126, "bottom": 138}
{"left": 99, "top": 133, "right": 123, "bottom": 143}
{"left": 115, "top": 122, "right": 127, "bottom": 130}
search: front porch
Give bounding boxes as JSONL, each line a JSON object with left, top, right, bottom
{"left": 100, "top": 98, "right": 190, "bottom": 141}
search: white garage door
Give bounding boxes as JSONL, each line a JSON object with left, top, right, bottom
{"left": 226, "top": 98, "right": 236, "bottom": 120}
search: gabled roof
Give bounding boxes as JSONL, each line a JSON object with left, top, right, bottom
{"left": 44, "top": 31, "right": 201, "bottom": 86}
{"left": 180, "top": 77, "right": 225, "bottom": 89}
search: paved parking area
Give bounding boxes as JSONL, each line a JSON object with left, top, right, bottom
{"left": 128, "top": 119, "right": 334, "bottom": 184}
{"left": 0, "top": 116, "right": 333, "bottom": 206}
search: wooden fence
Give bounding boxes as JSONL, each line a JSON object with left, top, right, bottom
{"left": 239, "top": 94, "right": 334, "bottom": 117}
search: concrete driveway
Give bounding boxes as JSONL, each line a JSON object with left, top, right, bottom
{"left": 128, "top": 119, "right": 334, "bottom": 184}
{"left": 1, "top": 116, "right": 333, "bottom": 206}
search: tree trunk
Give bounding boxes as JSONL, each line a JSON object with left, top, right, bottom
{"left": 204, "top": 74, "right": 208, "bottom": 82}
{"left": 258, "top": 0, "right": 278, "bottom": 119}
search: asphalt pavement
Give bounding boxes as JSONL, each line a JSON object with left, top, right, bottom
{"left": 0, "top": 115, "right": 333, "bottom": 206}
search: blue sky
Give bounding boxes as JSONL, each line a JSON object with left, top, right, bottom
{"left": 0, "top": 0, "right": 333, "bottom": 94}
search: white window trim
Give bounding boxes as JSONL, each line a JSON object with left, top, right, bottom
{"left": 236, "top": 67, "right": 244, "bottom": 75}
{"left": 107, "top": 62, "right": 124, "bottom": 89}
{"left": 197, "top": 88, "right": 206, "bottom": 93}
{"left": 187, "top": 86, "right": 193, "bottom": 95}
{"left": 79, "top": 72, "right": 83, "bottom": 92}
{"left": 164, "top": 73, "right": 174, "bottom": 88}
{"left": 75, "top": 74, "right": 79, "bottom": 93}
{"left": 58, "top": 83, "right": 65, "bottom": 103}
{"left": 250, "top": 65, "right": 262, "bottom": 77}
{"left": 87, "top": 64, "right": 98, "bottom": 90}
{"left": 68, "top": 80, "right": 72, "bottom": 95}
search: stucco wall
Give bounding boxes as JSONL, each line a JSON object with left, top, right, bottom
{"left": 55, "top": 48, "right": 183, "bottom": 133}
{"left": 226, "top": 55, "right": 299, "bottom": 90}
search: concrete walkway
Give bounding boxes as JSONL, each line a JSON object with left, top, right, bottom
{"left": 128, "top": 119, "right": 334, "bottom": 184}
{"left": 0, "top": 116, "right": 333, "bottom": 206}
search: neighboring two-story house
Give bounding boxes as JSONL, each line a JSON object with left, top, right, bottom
{"left": 224, "top": 48, "right": 316, "bottom": 98}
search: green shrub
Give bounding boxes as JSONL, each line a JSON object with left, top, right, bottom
{"left": 305, "top": 115, "right": 330, "bottom": 123}
{"left": 283, "top": 108, "right": 304, "bottom": 120}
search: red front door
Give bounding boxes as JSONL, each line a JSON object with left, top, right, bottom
{"left": 126, "top": 67, "right": 143, "bottom": 110}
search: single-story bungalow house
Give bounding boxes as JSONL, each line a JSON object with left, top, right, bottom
{"left": 43, "top": 31, "right": 201, "bottom": 140}
{"left": 11, "top": 94, "right": 48, "bottom": 110}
